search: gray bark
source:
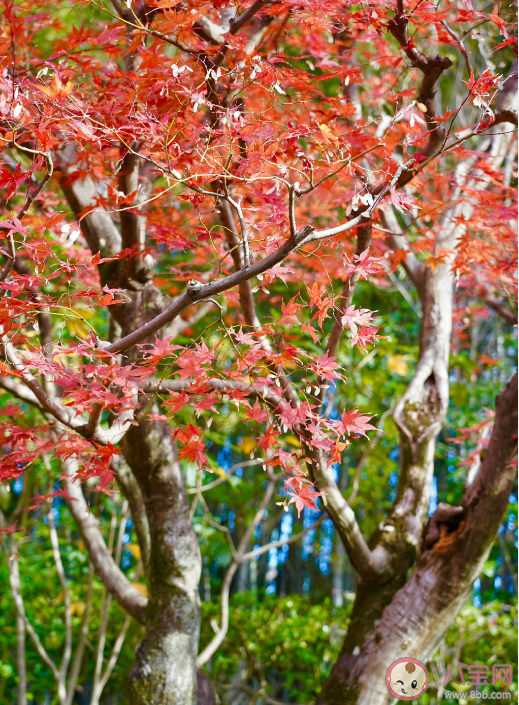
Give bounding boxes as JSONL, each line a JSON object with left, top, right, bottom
{"left": 318, "top": 374, "right": 517, "bottom": 705}
{"left": 122, "top": 415, "right": 201, "bottom": 705}
{"left": 56, "top": 143, "right": 206, "bottom": 705}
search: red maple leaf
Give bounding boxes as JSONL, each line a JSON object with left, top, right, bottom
{"left": 336, "top": 409, "right": 377, "bottom": 437}
{"left": 246, "top": 400, "right": 268, "bottom": 424}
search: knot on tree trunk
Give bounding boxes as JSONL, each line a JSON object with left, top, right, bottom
{"left": 397, "top": 373, "right": 444, "bottom": 458}
{"left": 423, "top": 503, "right": 465, "bottom": 551}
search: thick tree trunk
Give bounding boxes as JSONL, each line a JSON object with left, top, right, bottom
{"left": 317, "top": 374, "right": 517, "bottom": 705}
{"left": 57, "top": 146, "right": 213, "bottom": 705}
{"left": 123, "top": 416, "right": 202, "bottom": 705}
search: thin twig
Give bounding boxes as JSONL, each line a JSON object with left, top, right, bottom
{"left": 196, "top": 479, "right": 277, "bottom": 667}
{"left": 48, "top": 508, "right": 72, "bottom": 699}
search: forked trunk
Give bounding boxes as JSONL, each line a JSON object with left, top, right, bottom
{"left": 318, "top": 374, "right": 517, "bottom": 705}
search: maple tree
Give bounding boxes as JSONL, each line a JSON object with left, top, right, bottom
{"left": 0, "top": 0, "right": 517, "bottom": 704}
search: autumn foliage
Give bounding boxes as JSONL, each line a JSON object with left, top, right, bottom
{"left": 0, "top": 0, "right": 517, "bottom": 703}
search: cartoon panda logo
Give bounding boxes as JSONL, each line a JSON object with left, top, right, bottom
{"left": 386, "top": 658, "right": 429, "bottom": 700}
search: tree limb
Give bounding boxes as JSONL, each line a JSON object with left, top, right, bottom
{"left": 196, "top": 479, "right": 276, "bottom": 666}
{"left": 307, "top": 447, "right": 393, "bottom": 582}
{"left": 61, "top": 457, "right": 148, "bottom": 624}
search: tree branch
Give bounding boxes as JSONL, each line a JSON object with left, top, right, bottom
{"left": 115, "top": 458, "right": 151, "bottom": 577}
{"left": 241, "top": 514, "right": 325, "bottom": 561}
{"left": 139, "top": 376, "right": 282, "bottom": 408}
{"left": 484, "top": 297, "right": 518, "bottom": 325}
{"left": 61, "top": 457, "right": 148, "bottom": 624}
{"left": 103, "top": 178, "right": 413, "bottom": 357}
{"left": 0, "top": 515, "right": 60, "bottom": 681}
{"left": 65, "top": 562, "right": 94, "bottom": 705}
{"left": 196, "top": 479, "right": 276, "bottom": 666}
{"left": 308, "top": 447, "right": 392, "bottom": 582}
{"left": 48, "top": 509, "right": 72, "bottom": 698}
{"left": 388, "top": 2, "right": 453, "bottom": 163}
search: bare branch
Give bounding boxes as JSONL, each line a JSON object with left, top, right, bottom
{"left": 91, "top": 503, "right": 129, "bottom": 705}
{"left": 165, "top": 300, "right": 216, "bottom": 339}
{"left": 99, "top": 612, "right": 131, "bottom": 692}
{"left": 187, "top": 459, "right": 263, "bottom": 495}
{"left": 226, "top": 194, "right": 251, "bottom": 268}
{"left": 65, "top": 562, "right": 94, "bottom": 705}
{"left": 196, "top": 479, "right": 277, "bottom": 666}
{"left": 115, "top": 458, "right": 150, "bottom": 577}
{"left": 485, "top": 297, "right": 518, "bottom": 325}
{"left": 48, "top": 509, "right": 72, "bottom": 697}
{"left": 139, "top": 376, "right": 282, "bottom": 408}
{"left": 0, "top": 515, "right": 59, "bottom": 680}
{"left": 288, "top": 182, "right": 300, "bottom": 237}
{"left": 0, "top": 517, "right": 27, "bottom": 705}
{"left": 61, "top": 457, "right": 148, "bottom": 623}
{"left": 241, "top": 515, "right": 325, "bottom": 561}
{"left": 308, "top": 447, "right": 392, "bottom": 582}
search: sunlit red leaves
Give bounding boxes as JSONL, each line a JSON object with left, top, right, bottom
{"left": 309, "top": 353, "right": 344, "bottom": 382}
{"left": 0, "top": 0, "right": 515, "bottom": 522}
{"left": 307, "top": 281, "right": 337, "bottom": 330}
{"left": 53, "top": 437, "right": 119, "bottom": 490}
{"left": 279, "top": 296, "right": 304, "bottom": 324}
{"left": 176, "top": 342, "right": 215, "bottom": 379}
{"left": 142, "top": 336, "right": 182, "bottom": 366}
{"left": 341, "top": 305, "right": 378, "bottom": 335}
{"left": 335, "top": 409, "right": 377, "bottom": 437}
{"left": 285, "top": 468, "right": 321, "bottom": 516}
{"left": 0, "top": 163, "right": 28, "bottom": 201}
{"left": 39, "top": 74, "right": 74, "bottom": 101}
{"left": 342, "top": 249, "right": 385, "bottom": 280}
{"left": 0, "top": 420, "right": 54, "bottom": 483}
{"left": 424, "top": 247, "right": 452, "bottom": 270}
{"left": 257, "top": 424, "right": 279, "bottom": 453}
{"left": 0, "top": 360, "right": 17, "bottom": 378}
{"left": 350, "top": 325, "right": 383, "bottom": 349}
{"left": 386, "top": 187, "right": 418, "bottom": 215}
{"left": 174, "top": 425, "right": 208, "bottom": 469}
{"left": 329, "top": 439, "right": 349, "bottom": 466}
{"left": 286, "top": 481, "right": 320, "bottom": 516}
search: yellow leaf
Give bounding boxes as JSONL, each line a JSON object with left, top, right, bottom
{"left": 285, "top": 434, "right": 300, "bottom": 448}
{"left": 69, "top": 601, "right": 86, "bottom": 617}
{"left": 320, "top": 124, "right": 338, "bottom": 141}
{"left": 133, "top": 582, "right": 148, "bottom": 597}
{"left": 54, "top": 352, "right": 80, "bottom": 368}
{"left": 239, "top": 436, "right": 256, "bottom": 455}
{"left": 66, "top": 319, "right": 90, "bottom": 339}
{"left": 387, "top": 355, "right": 408, "bottom": 376}
{"left": 40, "top": 76, "right": 74, "bottom": 100}
{"left": 128, "top": 544, "right": 142, "bottom": 561}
